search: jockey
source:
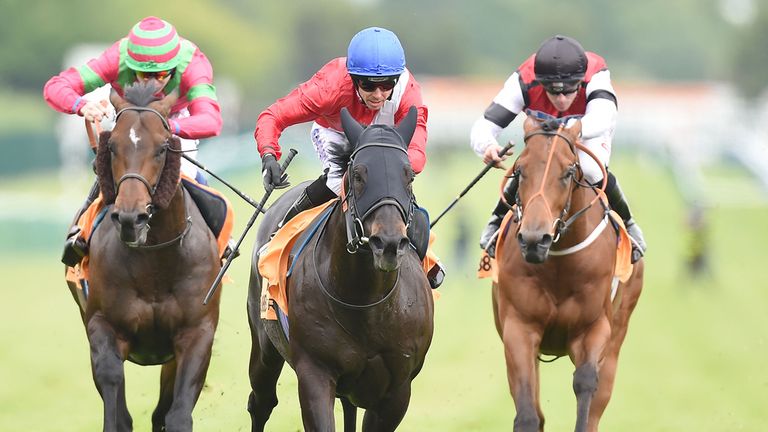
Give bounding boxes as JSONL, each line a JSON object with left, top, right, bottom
{"left": 470, "top": 34, "right": 647, "bottom": 262}
{"left": 255, "top": 26, "right": 444, "bottom": 288}
{"left": 44, "top": 16, "right": 225, "bottom": 266}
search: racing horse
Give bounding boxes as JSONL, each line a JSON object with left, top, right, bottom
{"left": 77, "top": 82, "right": 222, "bottom": 431}
{"left": 492, "top": 116, "right": 644, "bottom": 432}
{"left": 246, "top": 107, "right": 434, "bottom": 431}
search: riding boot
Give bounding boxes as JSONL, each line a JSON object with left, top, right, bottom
{"left": 407, "top": 206, "right": 445, "bottom": 289}
{"left": 480, "top": 175, "right": 518, "bottom": 258}
{"left": 604, "top": 172, "right": 647, "bottom": 263}
{"left": 62, "top": 180, "right": 100, "bottom": 266}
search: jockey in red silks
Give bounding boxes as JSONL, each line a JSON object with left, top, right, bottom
{"left": 470, "top": 34, "right": 647, "bottom": 263}
{"left": 254, "top": 27, "right": 443, "bottom": 288}
{"left": 44, "top": 16, "right": 229, "bottom": 266}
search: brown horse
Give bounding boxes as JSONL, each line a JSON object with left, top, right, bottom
{"left": 246, "top": 107, "right": 434, "bottom": 431}
{"left": 492, "top": 116, "right": 644, "bottom": 432}
{"left": 70, "top": 82, "right": 222, "bottom": 431}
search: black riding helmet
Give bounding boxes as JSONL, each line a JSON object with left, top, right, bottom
{"left": 534, "top": 35, "right": 587, "bottom": 93}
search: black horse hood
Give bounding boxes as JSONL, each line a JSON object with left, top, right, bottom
{"left": 340, "top": 106, "right": 417, "bottom": 221}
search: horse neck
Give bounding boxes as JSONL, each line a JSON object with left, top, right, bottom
{"left": 146, "top": 184, "right": 186, "bottom": 242}
{"left": 320, "top": 204, "right": 399, "bottom": 301}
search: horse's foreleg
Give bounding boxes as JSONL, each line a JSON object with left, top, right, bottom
{"left": 500, "top": 317, "right": 543, "bottom": 432}
{"left": 163, "top": 325, "right": 216, "bottom": 432}
{"left": 152, "top": 358, "right": 178, "bottom": 432}
{"left": 361, "top": 384, "right": 412, "bottom": 432}
{"left": 87, "top": 314, "right": 132, "bottom": 432}
{"left": 295, "top": 360, "right": 337, "bottom": 431}
{"left": 588, "top": 266, "right": 644, "bottom": 432}
{"left": 247, "top": 325, "right": 285, "bottom": 432}
{"left": 570, "top": 316, "right": 611, "bottom": 432}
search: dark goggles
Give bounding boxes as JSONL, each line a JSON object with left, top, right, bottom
{"left": 355, "top": 76, "right": 399, "bottom": 92}
{"left": 541, "top": 80, "right": 581, "bottom": 95}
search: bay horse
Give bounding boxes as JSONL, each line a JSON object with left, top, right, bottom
{"left": 246, "top": 107, "right": 434, "bottom": 431}
{"left": 74, "top": 82, "right": 222, "bottom": 431}
{"left": 492, "top": 116, "right": 644, "bottom": 432}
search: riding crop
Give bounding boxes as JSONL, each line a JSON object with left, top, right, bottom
{"left": 203, "top": 148, "right": 299, "bottom": 305}
{"left": 430, "top": 141, "right": 514, "bottom": 228}
{"left": 180, "top": 153, "right": 266, "bottom": 214}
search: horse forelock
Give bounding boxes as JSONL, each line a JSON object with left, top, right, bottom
{"left": 96, "top": 131, "right": 116, "bottom": 205}
{"left": 123, "top": 82, "right": 162, "bottom": 107}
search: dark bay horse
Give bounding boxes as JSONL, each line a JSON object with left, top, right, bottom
{"left": 246, "top": 107, "right": 434, "bottom": 431}
{"left": 74, "top": 82, "right": 222, "bottom": 431}
{"left": 492, "top": 116, "right": 644, "bottom": 432}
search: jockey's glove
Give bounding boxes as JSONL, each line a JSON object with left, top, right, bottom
{"left": 261, "top": 153, "right": 290, "bottom": 191}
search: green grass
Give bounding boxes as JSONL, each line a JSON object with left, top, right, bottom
{"left": 1, "top": 151, "right": 767, "bottom": 431}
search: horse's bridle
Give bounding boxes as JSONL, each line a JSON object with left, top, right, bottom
{"left": 111, "top": 106, "right": 190, "bottom": 249}
{"left": 342, "top": 142, "right": 415, "bottom": 254}
{"left": 112, "top": 106, "right": 172, "bottom": 205}
{"left": 514, "top": 125, "right": 609, "bottom": 244}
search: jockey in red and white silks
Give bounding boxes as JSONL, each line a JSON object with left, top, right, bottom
{"left": 255, "top": 57, "right": 427, "bottom": 194}
{"left": 470, "top": 51, "right": 617, "bottom": 185}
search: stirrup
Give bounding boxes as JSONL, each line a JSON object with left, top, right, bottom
{"left": 61, "top": 227, "right": 88, "bottom": 267}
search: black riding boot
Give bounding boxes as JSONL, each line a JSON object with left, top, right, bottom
{"left": 62, "top": 180, "right": 100, "bottom": 266}
{"left": 279, "top": 173, "right": 337, "bottom": 228}
{"left": 604, "top": 172, "right": 646, "bottom": 263}
{"left": 407, "top": 207, "right": 445, "bottom": 289}
{"left": 480, "top": 175, "right": 518, "bottom": 258}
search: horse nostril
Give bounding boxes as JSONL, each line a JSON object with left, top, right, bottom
{"left": 540, "top": 234, "right": 553, "bottom": 248}
{"left": 111, "top": 212, "right": 120, "bottom": 224}
{"left": 369, "top": 236, "right": 384, "bottom": 251}
{"left": 136, "top": 213, "right": 150, "bottom": 226}
{"left": 398, "top": 237, "right": 410, "bottom": 252}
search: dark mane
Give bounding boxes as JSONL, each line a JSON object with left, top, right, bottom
{"left": 123, "top": 81, "right": 162, "bottom": 107}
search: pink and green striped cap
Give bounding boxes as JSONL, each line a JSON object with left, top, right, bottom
{"left": 126, "top": 17, "right": 181, "bottom": 72}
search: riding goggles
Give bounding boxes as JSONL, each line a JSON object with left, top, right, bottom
{"left": 541, "top": 80, "right": 581, "bottom": 95}
{"left": 354, "top": 76, "right": 399, "bottom": 92}
{"left": 135, "top": 69, "right": 175, "bottom": 81}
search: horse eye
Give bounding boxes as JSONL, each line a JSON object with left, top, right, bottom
{"left": 107, "top": 141, "right": 116, "bottom": 154}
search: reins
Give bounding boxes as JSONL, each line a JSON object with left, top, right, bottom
{"left": 511, "top": 124, "right": 610, "bottom": 253}
{"left": 312, "top": 201, "right": 401, "bottom": 310}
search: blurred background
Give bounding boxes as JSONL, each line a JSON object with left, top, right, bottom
{"left": 2, "top": 0, "right": 767, "bottom": 430}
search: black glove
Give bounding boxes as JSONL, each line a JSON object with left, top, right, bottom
{"left": 261, "top": 153, "right": 290, "bottom": 190}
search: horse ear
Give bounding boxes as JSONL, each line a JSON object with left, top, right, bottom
{"left": 523, "top": 114, "right": 537, "bottom": 134}
{"left": 395, "top": 105, "right": 418, "bottom": 147}
{"left": 340, "top": 107, "right": 364, "bottom": 147}
{"left": 110, "top": 88, "right": 127, "bottom": 112}
{"left": 567, "top": 118, "right": 582, "bottom": 138}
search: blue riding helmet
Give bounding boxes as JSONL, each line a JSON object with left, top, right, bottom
{"left": 347, "top": 27, "right": 405, "bottom": 77}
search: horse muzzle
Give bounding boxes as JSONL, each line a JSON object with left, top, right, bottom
{"left": 368, "top": 232, "right": 410, "bottom": 272}
{"left": 111, "top": 208, "right": 151, "bottom": 246}
{"left": 517, "top": 230, "right": 553, "bottom": 264}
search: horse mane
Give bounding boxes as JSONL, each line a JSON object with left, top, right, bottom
{"left": 95, "top": 127, "right": 181, "bottom": 210}
{"left": 123, "top": 81, "right": 162, "bottom": 107}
